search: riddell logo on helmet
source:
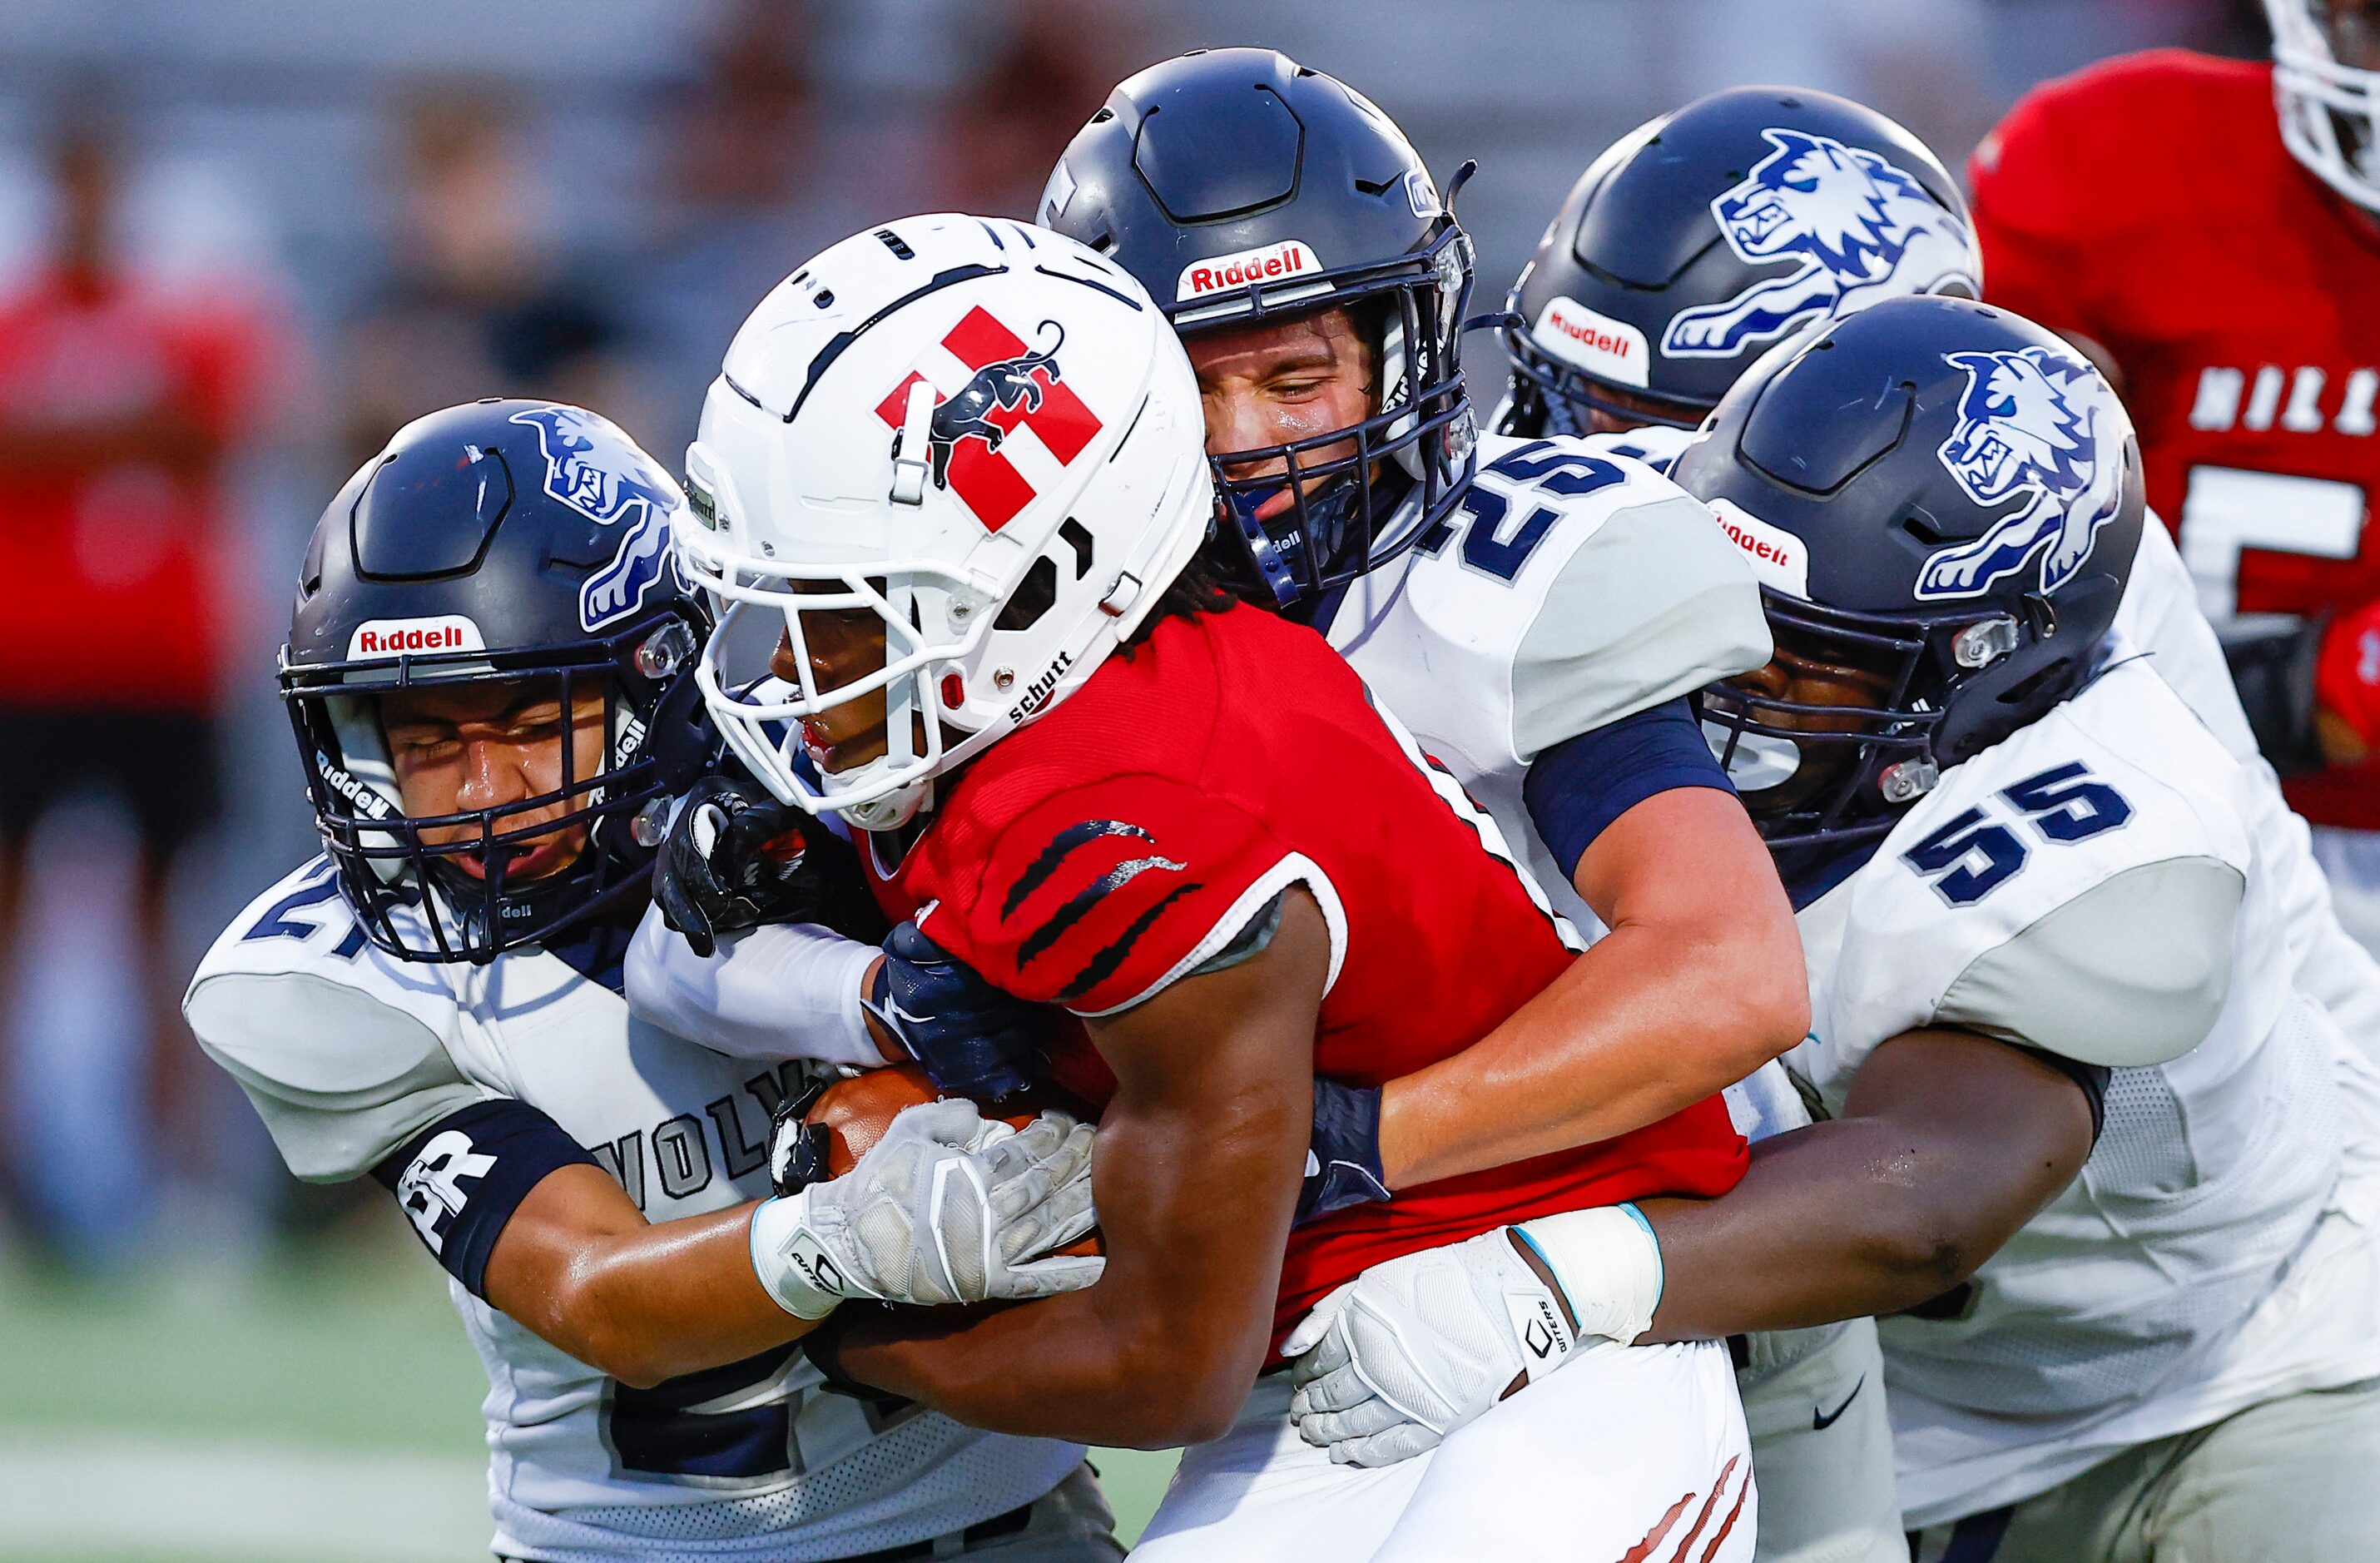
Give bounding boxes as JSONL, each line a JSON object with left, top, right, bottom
{"left": 1535, "top": 298, "right": 1651, "bottom": 389}
{"left": 1176, "top": 241, "right": 1322, "bottom": 301}
{"left": 1708, "top": 499, "right": 1810, "bottom": 599}
{"left": 348, "top": 615, "right": 488, "bottom": 659}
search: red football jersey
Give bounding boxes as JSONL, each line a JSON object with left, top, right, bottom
{"left": 0, "top": 270, "right": 280, "bottom": 712}
{"left": 863, "top": 603, "right": 1747, "bottom": 1348}
{"left": 1972, "top": 49, "right": 2380, "bottom": 827}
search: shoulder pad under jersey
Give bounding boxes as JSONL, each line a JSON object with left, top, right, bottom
{"left": 1809, "top": 659, "right": 2252, "bottom": 1097}
{"left": 1330, "top": 432, "right": 1769, "bottom": 773}
{"left": 186, "top": 860, "right": 487, "bottom": 1181}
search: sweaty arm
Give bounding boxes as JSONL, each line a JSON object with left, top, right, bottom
{"left": 823, "top": 890, "right": 1330, "bottom": 1450}
{"left": 1376, "top": 702, "right": 1807, "bottom": 1190}
{"left": 186, "top": 970, "right": 807, "bottom": 1387}
{"left": 1602, "top": 851, "right": 2242, "bottom": 1339}
{"left": 478, "top": 1160, "right": 813, "bottom": 1387}
{"left": 1635, "top": 1027, "right": 2095, "bottom": 1340}
{"left": 192, "top": 966, "right": 1089, "bottom": 1392}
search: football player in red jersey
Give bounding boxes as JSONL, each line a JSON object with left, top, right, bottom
{"left": 676, "top": 215, "right": 1759, "bottom": 1561}
{"left": 1971, "top": 2, "right": 2380, "bottom": 955}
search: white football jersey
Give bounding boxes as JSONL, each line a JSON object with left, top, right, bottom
{"left": 1782, "top": 658, "right": 2380, "bottom": 1525}
{"left": 1322, "top": 430, "right": 1771, "bottom": 932}
{"left": 186, "top": 859, "right": 1081, "bottom": 1563}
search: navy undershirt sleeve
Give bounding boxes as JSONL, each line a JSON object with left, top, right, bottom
{"left": 1523, "top": 697, "right": 1736, "bottom": 885}
{"left": 371, "top": 1099, "right": 602, "bottom": 1299}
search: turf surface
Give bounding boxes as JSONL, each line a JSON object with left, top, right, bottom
{"left": 0, "top": 1228, "right": 1181, "bottom": 1561}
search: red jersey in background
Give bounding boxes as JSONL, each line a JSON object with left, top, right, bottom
{"left": 0, "top": 271, "right": 278, "bottom": 713}
{"left": 864, "top": 603, "right": 1748, "bottom": 1349}
{"left": 1972, "top": 50, "right": 2380, "bottom": 828}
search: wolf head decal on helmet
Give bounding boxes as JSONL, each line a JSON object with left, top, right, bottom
{"left": 1504, "top": 87, "right": 1979, "bottom": 438}
{"left": 1669, "top": 296, "right": 2142, "bottom": 861}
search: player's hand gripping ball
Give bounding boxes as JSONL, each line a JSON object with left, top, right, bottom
{"left": 772, "top": 1063, "right": 1103, "bottom": 1258}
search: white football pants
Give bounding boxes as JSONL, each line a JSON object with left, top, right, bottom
{"left": 1735, "top": 1318, "right": 1906, "bottom": 1563}
{"left": 1132, "top": 1338, "right": 1754, "bottom": 1563}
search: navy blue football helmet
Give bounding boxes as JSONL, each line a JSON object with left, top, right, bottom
{"left": 1671, "top": 296, "right": 2143, "bottom": 856}
{"left": 1503, "top": 87, "right": 1980, "bottom": 439}
{"left": 282, "top": 399, "right": 714, "bottom": 963}
{"left": 1039, "top": 47, "right": 1476, "bottom": 607}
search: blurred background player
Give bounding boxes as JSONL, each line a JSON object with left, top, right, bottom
{"left": 189, "top": 399, "right": 1116, "bottom": 1563}
{"left": 1971, "top": 0, "right": 2380, "bottom": 962}
{"left": 0, "top": 100, "right": 282, "bottom": 1264}
{"left": 1292, "top": 295, "right": 2380, "bottom": 1562}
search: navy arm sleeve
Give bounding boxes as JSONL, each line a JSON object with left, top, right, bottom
{"left": 1522, "top": 697, "right": 1735, "bottom": 885}
{"left": 371, "top": 1099, "right": 602, "bottom": 1299}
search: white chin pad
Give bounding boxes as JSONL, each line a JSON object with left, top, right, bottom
{"left": 1703, "top": 722, "right": 1802, "bottom": 793}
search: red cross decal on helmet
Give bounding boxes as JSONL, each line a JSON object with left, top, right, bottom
{"left": 874, "top": 305, "right": 1105, "bottom": 531}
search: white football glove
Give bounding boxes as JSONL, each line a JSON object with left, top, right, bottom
{"left": 1283, "top": 1206, "right": 1661, "bottom": 1466}
{"left": 750, "top": 1098, "right": 1102, "bottom": 1317}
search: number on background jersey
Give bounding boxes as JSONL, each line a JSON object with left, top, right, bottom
{"left": 2178, "top": 465, "right": 2363, "bottom": 618}
{"left": 1900, "top": 762, "right": 2133, "bottom": 906}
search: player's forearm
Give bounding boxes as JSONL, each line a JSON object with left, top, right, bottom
{"left": 1378, "top": 917, "right": 1802, "bottom": 1190}
{"left": 839, "top": 898, "right": 1330, "bottom": 1446}
{"left": 1631, "top": 1119, "right": 1992, "bottom": 1340}
{"left": 831, "top": 1288, "right": 1256, "bottom": 1448}
{"left": 488, "top": 1173, "right": 813, "bottom": 1388}
{"left": 1634, "top": 1037, "right": 2090, "bottom": 1341}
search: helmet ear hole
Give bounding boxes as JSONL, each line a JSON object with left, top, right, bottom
{"left": 995, "top": 556, "right": 1062, "bottom": 633}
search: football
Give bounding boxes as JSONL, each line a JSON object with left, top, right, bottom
{"left": 804, "top": 1064, "right": 1103, "bottom": 1257}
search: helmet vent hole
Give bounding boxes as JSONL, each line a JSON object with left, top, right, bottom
{"left": 812, "top": 288, "right": 835, "bottom": 309}
{"left": 995, "top": 556, "right": 1060, "bottom": 633}
{"left": 1897, "top": 512, "right": 1952, "bottom": 545}
{"left": 1060, "top": 517, "right": 1095, "bottom": 578}
{"left": 874, "top": 229, "right": 915, "bottom": 260}
{"left": 1092, "top": 107, "right": 1115, "bottom": 122}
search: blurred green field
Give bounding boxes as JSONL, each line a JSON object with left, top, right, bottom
{"left": 0, "top": 1229, "right": 1179, "bottom": 1561}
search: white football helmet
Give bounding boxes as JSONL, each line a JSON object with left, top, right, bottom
{"left": 2271, "top": 0, "right": 2380, "bottom": 210}
{"left": 678, "top": 215, "right": 1214, "bottom": 829}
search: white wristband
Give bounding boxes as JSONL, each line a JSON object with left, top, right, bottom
{"left": 749, "top": 1191, "right": 866, "bottom": 1319}
{"left": 1512, "top": 1203, "right": 1664, "bottom": 1346}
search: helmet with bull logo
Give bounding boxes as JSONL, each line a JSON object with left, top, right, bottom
{"left": 678, "top": 215, "right": 1213, "bottom": 830}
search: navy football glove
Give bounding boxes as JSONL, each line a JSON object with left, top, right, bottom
{"left": 653, "top": 775, "right": 826, "bottom": 958}
{"left": 866, "top": 920, "right": 1054, "bottom": 1103}
{"left": 1300, "top": 1078, "right": 1390, "bottom": 1226}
